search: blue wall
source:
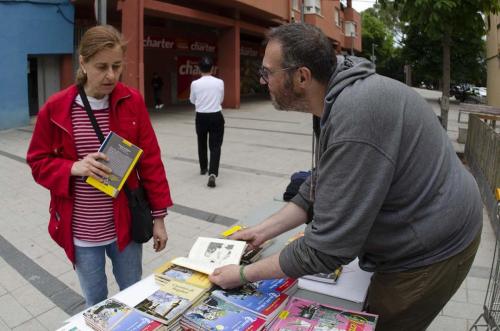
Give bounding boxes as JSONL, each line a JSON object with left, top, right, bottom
{"left": 0, "top": 1, "right": 74, "bottom": 130}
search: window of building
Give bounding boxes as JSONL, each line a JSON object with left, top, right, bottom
{"left": 292, "top": 0, "right": 299, "bottom": 11}
{"left": 304, "top": 0, "right": 321, "bottom": 15}
{"left": 345, "top": 21, "right": 356, "bottom": 37}
{"left": 334, "top": 8, "right": 340, "bottom": 26}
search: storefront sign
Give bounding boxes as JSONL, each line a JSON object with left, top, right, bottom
{"left": 240, "top": 45, "right": 259, "bottom": 57}
{"left": 191, "top": 41, "right": 216, "bottom": 53}
{"left": 177, "top": 56, "right": 201, "bottom": 100}
{"left": 144, "top": 35, "right": 175, "bottom": 49}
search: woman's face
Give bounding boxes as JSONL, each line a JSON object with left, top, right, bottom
{"left": 80, "top": 45, "right": 124, "bottom": 99}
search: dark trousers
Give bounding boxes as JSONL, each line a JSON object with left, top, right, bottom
{"left": 195, "top": 111, "right": 224, "bottom": 176}
{"left": 153, "top": 88, "right": 162, "bottom": 106}
{"left": 365, "top": 231, "right": 481, "bottom": 331}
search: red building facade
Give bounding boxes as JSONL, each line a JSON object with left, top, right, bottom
{"left": 72, "top": 0, "right": 362, "bottom": 109}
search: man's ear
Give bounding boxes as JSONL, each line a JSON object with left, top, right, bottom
{"left": 296, "top": 67, "right": 311, "bottom": 86}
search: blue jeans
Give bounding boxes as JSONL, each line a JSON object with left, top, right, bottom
{"left": 74, "top": 241, "right": 142, "bottom": 307}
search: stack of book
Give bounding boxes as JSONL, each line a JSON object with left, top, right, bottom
{"left": 154, "top": 261, "right": 212, "bottom": 291}
{"left": 301, "top": 266, "right": 342, "bottom": 284}
{"left": 268, "top": 296, "right": 378, "bottom": 331}
{"left": 181, "top": 294, "right": 266, "bottom": 331}
{"left": 133, "top": 279, "right": 207, "bottom": 330}
{"left": 83, "top": 298, "right": 164, "bottom": 331}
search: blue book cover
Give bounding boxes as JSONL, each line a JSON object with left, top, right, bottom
{"left": 111, "top": 310, "right": 162, "bottom": 331}
{"left": 211, "top": 286, "right": 288, "bottom": 319}
{"left": 253, "top": 278, "right": 297, "bottom": 294}
{"left": 183, "top": 295, "right": 266, "bottom": 331}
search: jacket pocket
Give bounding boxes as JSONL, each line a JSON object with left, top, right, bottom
{"left": 48, "top": 197, "right": 64, "bottom": 248}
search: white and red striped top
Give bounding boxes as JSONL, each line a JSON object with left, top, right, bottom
{"left": 71, "top": 95, "right": 166, "bottom": 247}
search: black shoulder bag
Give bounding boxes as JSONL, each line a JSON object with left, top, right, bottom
{"left": 78, "top": 85, "right": 154, "bottom": 243}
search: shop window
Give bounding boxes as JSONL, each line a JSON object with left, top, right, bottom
{"left": 292, "top": 0, "right": 299, "bottom": 11}
{"left": 304, "top": 0, "right": 321, "bottom": 15}
{"left": 335, "top": 8, "right": 340, "bottom": 26}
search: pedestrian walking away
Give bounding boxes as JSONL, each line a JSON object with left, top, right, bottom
{"left": 26, "top": 25, "right": 173, "bottom": 307}
{"left": 189, "top": 56, "right": 225, "bottom": 188}
{"left": 209, "top": 23, "right": 482, "bottom": 331}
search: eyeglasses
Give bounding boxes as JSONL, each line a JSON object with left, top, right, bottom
{"left": 258, "top": 65, "right": 299, "bottom": 84}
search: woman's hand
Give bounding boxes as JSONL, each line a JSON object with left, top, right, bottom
{"left": 71, "top": 152, "right": 112, "bottom": 180}
{"left": 153, "top": 218, "right": 168, "bottom": 252}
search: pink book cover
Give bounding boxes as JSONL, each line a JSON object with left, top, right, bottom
{"left": 268, "top": 297, "right": 377, "bottom": 331}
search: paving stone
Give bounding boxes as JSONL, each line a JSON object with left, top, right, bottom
{"left": 0, "top": 264, "right": 29, "bottom": 292}
{"left": 428, "top": 315, "right": 469, "bottom": 331}
{"left": 11, "top": 284, "right": 55, "bottom": 317}
{"left": 442, "top": 300, "right": 483, "bottom": 320}
{"left": 36, "top": 307, "right": 70, "bottom": 331}
{"left": 468, "top": 288, "right": 486, "bottom": 306}
{"left": 450, "top": 287, "right": 467, "bottom": 302}
{"left": 12, "top": 318, "right": 47, "bottom": 331}
{"left": 0, "top": 293, "right": 32, "bottom": 328}
{"left": 34, "top": 252, "right": 72, "bottom": 277}
{"left": 467, "top": 276, "right": 489, "bottom": 292}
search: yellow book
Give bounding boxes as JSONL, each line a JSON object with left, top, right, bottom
{"left": 154, "top": 261, "right": 212, "bottom": 289}
{"left": 86, "top": 131, "right": 143, "bottom": 198}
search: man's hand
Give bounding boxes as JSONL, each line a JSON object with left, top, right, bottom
{"left": 230, "top": 227, "right": 267, "bottom": 250}
{"left": 71, "top": 152, "right": 111, "bottom": 180}
{"left": 153, "top": 218, "right": 168, "bottom": 252}
{"left": 209, "top": 264, "right": 242, "bottom": 289}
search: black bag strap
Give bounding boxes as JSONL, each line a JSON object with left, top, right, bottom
{"left": 77, "top": 85, "right": 133, "bottom": 196}
{"left": 78, "top": 85, "right": 105, "bottom": 144}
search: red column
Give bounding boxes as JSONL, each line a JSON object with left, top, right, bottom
{"left": 59, "top": 54, "right": 74, "bottom": 89}
{"left": 121, "top": 0, "right": 144, "bottom": 96}
{"left": 217, "top": 24, "right": 240, "bottom": 108}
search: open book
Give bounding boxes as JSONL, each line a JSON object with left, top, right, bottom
{"left": 86, "top": 131, "right": 143, "bottom": 198}
{"left": 172, "top": 237, "right": 247, "bottom": 275}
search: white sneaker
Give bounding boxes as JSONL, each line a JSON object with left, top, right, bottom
{"left": 159, "top": 104, "right": 164, "bottom": 109}
{"left": 154, "top": 105, "right": 159, "bottom": 109}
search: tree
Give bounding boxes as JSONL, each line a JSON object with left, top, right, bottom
{"left": 361, "top": 9, "right": 404, "bottom": 81}
{"left": 379, "top": 0, "right": 500, "bottom": 130}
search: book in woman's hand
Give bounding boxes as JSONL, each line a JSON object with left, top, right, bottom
{"left": 86, "top": 131, "right": 143, "bottom": 198}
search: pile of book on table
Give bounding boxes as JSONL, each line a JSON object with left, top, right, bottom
{"left": 82, "top": 236, "right": 378, "bottom": 331}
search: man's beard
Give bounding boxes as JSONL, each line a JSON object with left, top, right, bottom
{"left": 271, "top": 77, "right": 309, "bottom": 113}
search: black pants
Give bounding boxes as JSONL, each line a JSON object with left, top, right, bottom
{"left": 153, "top": 88, "right": 162, "bottom": 106}
{"left": 195, "top": 112, "right": 224, "bottom": 176}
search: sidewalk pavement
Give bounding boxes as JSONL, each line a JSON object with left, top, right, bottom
{"left": 0, "top": 92, "right": 494, "bottom": 330}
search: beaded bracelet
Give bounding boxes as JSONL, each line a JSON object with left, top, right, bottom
{"left": 239, "top": 265, "right": 249, "bottom": 284}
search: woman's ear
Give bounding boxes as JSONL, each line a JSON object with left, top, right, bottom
{"left": 79, "top": 55, "right": 86, "bottom": 74}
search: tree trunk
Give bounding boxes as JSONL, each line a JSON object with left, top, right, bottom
{"left": 440, "top": 33, "right": 451, "bottom": 130}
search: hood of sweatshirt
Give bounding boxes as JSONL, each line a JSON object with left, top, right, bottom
{"left": 322, "top": 56, "right": 376, "bottom": 126}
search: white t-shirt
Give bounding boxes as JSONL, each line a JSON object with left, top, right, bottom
{"left": 189, "top": 75, "right": 224, "bottom": 113}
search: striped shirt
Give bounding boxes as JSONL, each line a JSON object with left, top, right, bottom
{"left": 72, "top": 95, "right": 115, "bottom": 245}
{"left": 71, "top": 95, "right": 168, "bottom": 247}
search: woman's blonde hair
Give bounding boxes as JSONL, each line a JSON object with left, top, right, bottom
{"left": 76, "top": 25, "right": 127, "bottom": 85}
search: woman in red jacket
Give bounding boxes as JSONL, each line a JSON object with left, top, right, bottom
{"left": 26, "top": 25, "right": 173, "bottom": 307}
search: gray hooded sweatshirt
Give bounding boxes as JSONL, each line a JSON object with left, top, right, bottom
{"left": 280, "top": 56, "right": 482, "bottom": 277}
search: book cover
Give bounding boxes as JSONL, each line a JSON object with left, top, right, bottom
{"left": 211, "top": 285, "right": 289, "bottom": 320}
{"left": 154, "top": 261, "right": 212, "bottom": 289}
{"left": 134, "top": 280, "right": 206, "bottom": 325}
{"left": 301, "top": 266, "right": 342, "bottom": 284}
{"left": 111, "top": 310, "right": 164, "bottom": 331}
{"left": 252, "top": 277, "right": 298, "bottom": 295}
{"left": 269, "top": 297, "right": 378, "bottom": 331}
{"left": 182, "top": 295, "right": 266, "bottom": 331}
{"left": 86, "top": 131, "right": 143, "bottom": 198}
{"left": 83, "top": 298, "right": 132, "bottom": 331}
{"left": 172, "top": 237, "right": 247, "bottom": 275}
{"left": 297, "top": 259, "right": 372, "bottom": 304}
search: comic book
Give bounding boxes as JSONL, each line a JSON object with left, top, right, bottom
{"left": 181, "top": 294, "right": 266, "bottom": 331}
{"left": 268, "top": 297, "right": 378, "bottom": 331}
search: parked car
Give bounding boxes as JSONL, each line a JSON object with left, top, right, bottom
{"left": 450, "top": 84, "right": 484, "bottom": 104}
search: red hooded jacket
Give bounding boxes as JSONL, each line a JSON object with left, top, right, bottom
{"left": 27, "top": 83, "right": 173, "bottom": 263}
